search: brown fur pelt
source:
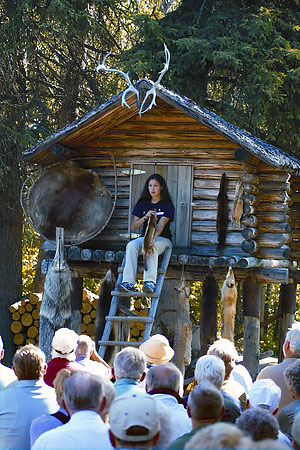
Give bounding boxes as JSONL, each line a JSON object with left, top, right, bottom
{"left": 232, "top": 179, "right": 244, "bottom": 227}
{"left": 217, "top": 172, "right": 229, "bottom": 251}
{"left": 200, "top": 268, "right": 218, "bottom": 355}
{"left": 94, "top": 267, "right": 116, "bottom": 364}
{"left": 142, "top": 213, "right": 157, "bottom": 270}
{"left": 221, "top": 266, "right": 238, "bottom": 342}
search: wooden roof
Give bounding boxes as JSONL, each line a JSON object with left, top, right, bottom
{"left": 23, "top": 79, "right": 300, "bottom": 175}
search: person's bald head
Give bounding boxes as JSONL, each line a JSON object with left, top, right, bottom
{"left": 145, "top": 363, "right": 183, "bottom": 394}
{"left": 63, "top": 371, "right": 105, "bottom": 415}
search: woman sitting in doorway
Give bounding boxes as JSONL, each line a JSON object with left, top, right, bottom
{"left": 118, "top": 173, "right": 174, "bottom": 294}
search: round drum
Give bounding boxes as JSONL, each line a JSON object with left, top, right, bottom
{"left": 26, "top": 165, "right": 113, "bottom": 244}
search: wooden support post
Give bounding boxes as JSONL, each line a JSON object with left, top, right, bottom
{"left": 70, "top": 277, "right": 83, "bottom": 334}
{"left": 243, "top": 278, "right": 261, "bottom": 379}
{"left": 278, "top": 283, "right": 297, "bottom": 363}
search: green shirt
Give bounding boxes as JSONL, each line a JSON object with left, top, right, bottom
{"left": 168, "top": 424, "right": 208, "bottom": 449}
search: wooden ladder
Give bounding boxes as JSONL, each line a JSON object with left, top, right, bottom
{"left": 98, "top": 246, "right": 172, "bottom": 358}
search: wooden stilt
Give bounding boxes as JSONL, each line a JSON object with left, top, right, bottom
{"left": 243, "top": 278, "right": 261, "bottom": 379}
{"left": 278, "top": 283, "right": 297, "bottom": 362}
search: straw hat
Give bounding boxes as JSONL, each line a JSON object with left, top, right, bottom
{"left": 139, "top": 334, "right": 174, "bottom": 364}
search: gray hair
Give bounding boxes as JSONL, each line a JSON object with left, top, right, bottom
{"left": 284, "top": 359, "right": 300, "bottom": 397}
{"left": 63, "top": 371, "right": 103, "bottom": 412}
{"left": 185, "top": 422, "right": 244, "bottom": 449}
{"left": 146, "top": 362, "right": 183, "bottom": 393}
{"left": 188, "top": 382, "right": 224, "bottom": 421}
{"left": 194, "top": 355, "right": 225, "bottom": 389}
{"left": 207, "top": 338, "right": 238, "bottom": 380}
{"left": 236, "top": 407, "right": 278, "bottom": 441}
{"left": 113, "top": 347, "right": 146, "bottom": 381}
{"left": 285, "top": 322, "right": 300, "bottom": 356}
{"left": 75, "top": 334, "right": 93, "bottom": 358}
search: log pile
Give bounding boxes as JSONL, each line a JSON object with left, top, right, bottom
{"left": 9, "top": 289, "right": 145, "bottom": 350}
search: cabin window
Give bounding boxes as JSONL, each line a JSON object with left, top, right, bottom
{"left": 129, "top": 163, "right": 193, "bottom": 247}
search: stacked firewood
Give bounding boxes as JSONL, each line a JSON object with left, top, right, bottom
{"left": 9, "top": 289, "right": 147, "bottom": 349}
{"left": 9, "top": 293, "right": 42, "bottom": 348}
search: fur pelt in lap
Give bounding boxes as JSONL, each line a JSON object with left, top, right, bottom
{"left": 142, "top": 213, "right": 157, "bottom": 271}
{"left": 200, "top": 268, "right": 218, "bottom": 355}
{"left": 217, "top": 172, "right": 229, "bottom": 251}
{"left": 39, "top": 262, "right": 72, "bottom": 362}
{"left": 221, "top": 266, "right": 237, "bottom": 342}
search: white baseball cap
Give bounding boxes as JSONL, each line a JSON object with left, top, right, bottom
{"left": 249, "top": 379, "right": 281, "bottom": 413}
{"left": 109, "top": 392, "right": 160, "bottom": 442}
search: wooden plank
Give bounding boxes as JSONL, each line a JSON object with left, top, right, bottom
{"left": 175, "top": 165, "right": 193, "bottom": 247}
{"left": 191, "top": 231, "right": 243, "bottom": 245}
{"left": 193, "top": 188, "right": 235, "bottom": 201}
{"left": 164, "top": 164, "right": 178, "bottom": 242}
{"left": 194, "top": 179, "right": 237, "bottom": 189}
{"left": 83, "top": 139, "right": 240, "bottom": 149}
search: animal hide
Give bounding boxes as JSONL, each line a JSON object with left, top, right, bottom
{"left": 142, "top": 213, "right": 157, "bottom": 270}
{"left": 94, "top": 267, "right": 116, "bottom": 364}
{"left": 217, "top": 173, "right": 229, "bottom": 251}
{"left": 173, "top": 277, "right": 192, "bottom": 375}
{"left": 39, "top": 261, "right": 72, "bottom": 362}
{"left": 221, "top": 266, "right": 238, "bottom": 342}
{"left": 232, "top": 180, "right": 244, "bottom": 227}
{"left": 200, "top": 268, "right": 218, "bottom": 355}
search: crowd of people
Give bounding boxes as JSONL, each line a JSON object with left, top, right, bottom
{"left": 0, "top": 323, "right": 300, "bottom": 449}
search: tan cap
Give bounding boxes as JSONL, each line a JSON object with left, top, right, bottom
{"left": 139, "top": 334, "right": 174, "bottom": 364}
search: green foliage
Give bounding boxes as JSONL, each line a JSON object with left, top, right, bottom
{"left": 22, "top": 219, "right": 40, "bottom": 295}
{"left": 120, "top": 0, "right": 300, "bottom": 157}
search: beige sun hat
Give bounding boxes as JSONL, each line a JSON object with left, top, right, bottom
{"left": 139, "top": 334, "right": 174, "bottom": 364}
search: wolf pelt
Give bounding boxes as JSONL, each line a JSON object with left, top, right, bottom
{"left": 221, "top": 266, "right": 238, "bottom": 342}
{"left": 39, "top": 262, "right": 72, "bottom": 362}
{"left": 200, "top": 268, "right": 218, "bottom": 355}
{"left": 173, "top": 277, "right": 192, "bottom": 374}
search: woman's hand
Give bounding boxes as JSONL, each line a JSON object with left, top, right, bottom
{"left": 144, "top": 210, "right": 156, "bottom": 220}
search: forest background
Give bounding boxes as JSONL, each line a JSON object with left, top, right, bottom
{"left": 1, "top": 0, "right": 299, "bottom": 362}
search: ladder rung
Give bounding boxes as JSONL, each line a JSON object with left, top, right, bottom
{"left": 106, "top": 316, "right": 154, "bottom": 323}
{"left": 111, "top": 291, "right": 159, "bottom": 298}
{"left": 98, "top": 340, "right": 140, "bottom": 347}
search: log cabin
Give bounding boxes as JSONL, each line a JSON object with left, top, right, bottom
{"left": 23, "top": 79, "right": 300, "bottom": 375}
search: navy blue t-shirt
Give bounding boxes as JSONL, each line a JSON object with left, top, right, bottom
{"left": 132, "top": 199, "right": 175, "bottom": 241}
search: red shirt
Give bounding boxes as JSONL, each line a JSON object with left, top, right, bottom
{"left": 44, "top": 358, "right": 82, "bottom": 387}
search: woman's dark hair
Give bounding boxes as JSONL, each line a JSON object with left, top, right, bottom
{"left": 137, "top": 174, "right": 173, "bottom": 204}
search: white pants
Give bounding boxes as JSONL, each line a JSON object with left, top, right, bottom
{"left": 122, "top": 236, "right": 172, "bottom": 284}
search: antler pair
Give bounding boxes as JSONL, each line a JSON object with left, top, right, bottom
{"left": 96, "top": 44, "right": 170, "bottom": 116}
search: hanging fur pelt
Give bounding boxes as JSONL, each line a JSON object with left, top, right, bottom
{"left": 94, "top": 267, "right": 116, "bottom": 364}
{"left": 39, "top": 260, "right": 72, "bottom": 362}
{"left": 216, "top": 172, "right": 229, "bottom": 251}
{"left": 221, "top": 266, "right": 238, "bottom": 342}
{"left": 232, "top": 179, "right": 244, "bottom": 227}
{"left": 200, "top": 268, "right": 218, "bottom": 356}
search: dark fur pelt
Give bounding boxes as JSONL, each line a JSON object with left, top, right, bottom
{"left": 200, "top": 268, "right": 218, "bottom": 356}
{"left": 39, "top": 262, "right": 72, "bottom": 362}
{"left": 217, "top": 172, "right": 229, "bottom": 251}
{"left": 95, "top": 267, "right": 117, "bottom": 364}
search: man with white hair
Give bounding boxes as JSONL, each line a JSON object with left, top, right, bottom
{"left": 44, "top": 328, "right": 82, "bottom": 387}
{"left": 32, "top": 371, "right": 112, "bottom": 449}
{"left": 257, "top": 322, "right": 300, "bottom": 412}
{"left": 112, "top": 347, "right": 146, "bottom": 397}
{"left": 194, "top": 354, "right": 241, "bottom": 423}
{"left": 278, "top": 359, "right": 300, "bottom": 439}
{"left": 146, "top": 363, "right": 192, "bottom": 442}
{"left": 0, "top": 335, "right": 17, "bottom": 390}
{"left": 75, "top": 334, "right": 111, "bottom": 378}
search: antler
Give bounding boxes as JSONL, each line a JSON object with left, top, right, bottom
{"left": 139, "top": 43, "right": 170, "bottom": 116}
{"left": 96, "top": 52, "right": 139, "bottom": 109}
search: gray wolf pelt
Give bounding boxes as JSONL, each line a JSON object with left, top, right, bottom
{"left": 173, "top": 276, "right": 192, "bottom": 374}
{"left": 39, "top": 262, "right": 72, "bottom": 362}
{"left": 221, "top": 266, "right": 237, "bottom": 342}
{"left": 200, "top": 268, "right": 218, "bottom": 355}
{"left": 142, "top": 213, "right": 157, "bottom": 270}
{"left": 217, "top": 172, "right": 229, "bottom": 251}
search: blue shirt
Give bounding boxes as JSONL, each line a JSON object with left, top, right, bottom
{"left": 132, "top": 200, "right": 174, "bottom": 241}
{"left": 0, "top": 379, "right": 58, "bottom": 449}
{"left": 113, "top": 378, "right": 145, "bottom": 398}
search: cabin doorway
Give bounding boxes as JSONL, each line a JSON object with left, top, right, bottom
{"left": 129, "top": 163, "right": 193, "bottom": 247}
